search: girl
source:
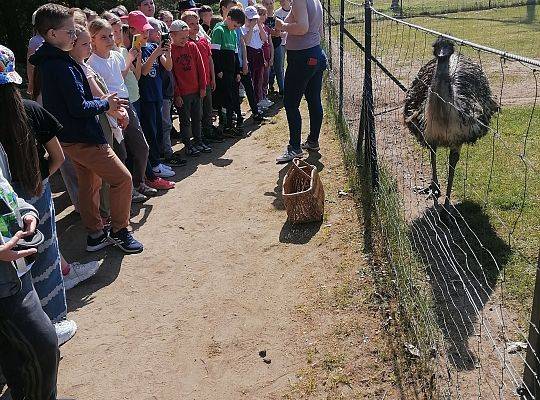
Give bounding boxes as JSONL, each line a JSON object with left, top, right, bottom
{"left": 255, "top": 3, "right": 274, "bottom": 108}
{"left": 242, "top": 6, "right": 268, "bottom": 108}
{"left": 0, "top": 45, "right": 83, "bottom": 347}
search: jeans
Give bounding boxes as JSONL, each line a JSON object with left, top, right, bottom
{"left": 13, "top": 181, "right": 66, "bottom": 323}
{"left": 123, "top": 102, "right": 150, "bottom": 187}
{"left": 0, "top": 271, "right": 59, "bottom": 400}
{"left": 161, "top": 98, "right": 174, "bottom": 158}
{"left": 201, "top": 85, "right": 213, "bottom": 134}
{"left": 284, "top": 45, "right": 327, "bottom": 152}
{"left": 270, "top": 44, "right": 285, "bottom": 93}
{"left": 179, "top": 93, "right": 203, "bottom": 146}
{"left": 235, "top": 72, "right": 258, "bottom": 116}
{"left": 138, "top": 100, "right": 163, "bottom": 168}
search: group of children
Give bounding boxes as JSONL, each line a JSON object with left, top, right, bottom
{"left": 0, "top": 0, "right": 295, "bottom": 396}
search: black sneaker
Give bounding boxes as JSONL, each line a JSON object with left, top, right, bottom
{"left": 252, "top": 113, "right": 268, "bottom": 122}
{"left": 86, "top": 230, "right": 110, "bottom": 252}
{"left": 109, "top": 228, "right": 143, "bottom": 254}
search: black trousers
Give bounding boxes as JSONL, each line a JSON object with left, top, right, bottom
{"left": 234, "top": 72, "right": 258, "bottom": 117}
{"left": 0, "top": 271, "right": 59, "bottom": 400}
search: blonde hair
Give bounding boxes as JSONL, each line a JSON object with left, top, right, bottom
{"left": 181, "top": 10, "right": 199, "bottom": 21}
{"left": 158, "top": 10, "right": 173, "bottom": 20}
{"left": 71, "top": 8, "right": 88, "bottom": 26}
{"left": 255, "top": 4, "right": 267, "bottom": 15}
{"left": 88, "top": 18, "right": 112, "bottom": 36}
{"left": 74, "top": 23, "right": 89, "bottom": 38}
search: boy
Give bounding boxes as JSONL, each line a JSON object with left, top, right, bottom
{"left": 30, "top": 3, "right": 144, "bottom": 253}
{"left": 211, "top": 7, "right": 246, "bottom": 137}
{"left": 198, "top": 5, "right": 213, "bottom": 35}
{"left": 182, "top": 11, "right": 220, "bottom": 144}
{"left": 124, "top": 11, "right": 175, "bottom": 184}
{"left": 170, "top": 20, "right": 211, "bottom": 155}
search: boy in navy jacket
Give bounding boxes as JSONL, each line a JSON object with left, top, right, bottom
{"left": 29, "top": 3, "right": 144, "bottom": 254}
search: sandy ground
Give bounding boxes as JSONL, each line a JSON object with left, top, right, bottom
{"left": 49, "top": 100, "right": 397, "bottom": 399}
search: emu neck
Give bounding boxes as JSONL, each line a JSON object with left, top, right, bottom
{"left": 428, "top": 56, "right": 454, "bottom": 123}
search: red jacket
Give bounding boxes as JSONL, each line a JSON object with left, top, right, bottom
{"left": 193, "top": 36, "right": 212, "bottom": 86}
{"left": 171, "top": 41, "right": 206, "bottom": 97}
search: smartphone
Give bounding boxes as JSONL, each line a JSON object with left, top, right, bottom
{"left": 161, "top": 32, "right": 171, "bottom": 47}
{"left": 266, "top": 16, "right": 276, "bottom": 29}
{"left": 132, "top": 34, "right": 143, "bottom": 50}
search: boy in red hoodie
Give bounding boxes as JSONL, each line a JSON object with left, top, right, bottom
{"left": 170, "top": 19, "right": 211, "bottom": 156}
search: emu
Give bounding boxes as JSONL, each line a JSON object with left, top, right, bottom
{"left": 404, "top": 37, "right": 498, "bottom": 211}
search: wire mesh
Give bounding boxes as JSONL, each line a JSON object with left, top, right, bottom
{"left": 323, "top": 0, "right": 540, "bottom": 398}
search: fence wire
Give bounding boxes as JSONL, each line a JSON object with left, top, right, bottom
{"left": 323, "top": 0, "right": 540, "bottom": 398}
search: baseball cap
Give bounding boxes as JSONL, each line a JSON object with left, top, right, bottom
{"left": 178, "top": 0, "right": 198, "bottom": 13}
{"left": 244, "top": 6, "right": 259, "bottom": 20}
{"left": 169, "top": 20, "right": 189, "bottom": 32}
{"left": 0, "top": 45, "right": 22, "bottom": 86}
{"left": 120, "top": 11, "right": 153, "bottom": 31}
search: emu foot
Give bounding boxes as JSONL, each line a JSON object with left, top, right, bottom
{"left": 437, "top": 199, "right": 453, "bottom": 226}
{"left": 414, "top": 181, "right": 441, "bottom": 199}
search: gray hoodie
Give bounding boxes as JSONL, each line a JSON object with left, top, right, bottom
{"left": 0, "top": 144, "right": 39, "bottom": 298}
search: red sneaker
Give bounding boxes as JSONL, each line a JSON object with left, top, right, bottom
{"left": 145, "top": 177, "right": 175, "bottom": 190}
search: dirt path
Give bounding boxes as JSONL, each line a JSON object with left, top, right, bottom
{"left": 55, "top": 101, "right": 397, "bottom": 399}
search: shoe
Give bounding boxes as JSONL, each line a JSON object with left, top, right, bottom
{"left": 132, "top": 188, "right": 148, "bottom": 203}
{"left": 185, "top": 146, "right": 200, "bottom": 157}
{"left": 164, "top": 155, "right": 187, "bottom": 167}
{"left": 55, "top": 319, "right": 77, "bottom": 347}
{"left": 239, "top": 85, "right": 246, "bottom": 98}
{"left": 196, "top": 144, "right": 212, "bottom": 153}
{"left": 152, "top": 164, "right": 175, "bottom": 178}
{"left": 301, "top": 140, "right": 321, "bottom": 151}
{"left": 138, "top": 182, "right": 158, "bottom": 197}
{"left": 252, "top": 112, "right": 267, "bottom": 122}
{"left": 257, "top": 100, "right": 270, "bottom": 110}
{"left": 63, "top": 261, "right": 100, "bottom": 290}
{"left": 276, "top": 146, "right": 304, "bottom": 163}
{"left": 109, "top": 228, "right": 144, "bottom": 254}
{"left": 146, "top": 177, "right": 175, "bottom": 190}
{"left": 223, "top": 127, "right": 238, "bottom": 138}
{"left": 159, "top": 163, "right": 173, "bottom": 171}
{"left": 86, "top": 230, "right": 110, "bottom": 252}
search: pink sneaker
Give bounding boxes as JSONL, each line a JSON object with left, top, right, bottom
{"left": 146, "top": 177, "right": 175, "bottom": 190}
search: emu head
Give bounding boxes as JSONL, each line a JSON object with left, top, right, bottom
{"left": 433, "top": 37, "right": 455, "bottom": 59}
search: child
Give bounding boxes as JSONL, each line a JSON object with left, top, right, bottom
{"left": 269, "top": 0, "right": 290, "bottom": 95}
{"left": 29, "top": 3, "right": 143, "bottom": 254}
{"left": 241, "top": 6, "right": 267, "bottom": 108}
{"left": 88, "top": 19, "right": 157, "bottom": 202}
{"left": 158, "top": 10, "right": 174, "bottom": 29}
{"left": 212, "top": 7, "right": 246, "bottom": 136}
{"left": 198, "top": 5, "right": 213, "bottom": 35}
{"left": 171, "top": 19, "right": 211, "bottom": 155}
{"left": 123, "top": 11, "right": 176, "bottom": 188}
{"left": 182, "top": 10, "right": 219, "bottom": 144}
{"left": 255, "top": 3, "right": 274, "bottom": 108}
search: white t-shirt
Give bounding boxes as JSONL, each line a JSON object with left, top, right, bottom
{"left": 275, "top": 7, "right": 291, "bottom": 46}
{"left": 241, "top": 24, "right": 263, "bottom": 49}
{"left": 87, "top": 51, "right": 129, "bottom": 99}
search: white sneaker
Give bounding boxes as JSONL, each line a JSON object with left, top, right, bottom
{"left": 276, "top": 146, "right": 304, "bottom": 163}
{"left": 63, "top": 261, "right": 100, "bottom": 290}
{"left": 55, "top": 319, "right": 77, "bottom": 347}
{"left": 152, "top": 164, "right": 175, "bottom": 178}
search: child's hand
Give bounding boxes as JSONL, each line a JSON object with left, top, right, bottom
{"left": 270, "top": 58, "right": 274, "bottom": 67}
{"left": 127, "top": 48, "right": 139, "bottom": 64}
{"left": 264, "top": 61, "right": 268, "bottom": 68}
{"left": 236, "top": 74, "right": 241, "bottom": 83}
{"left": 161, "top": 41, "right": 171, "bottom": 53}
{"left": 211, "top": 79, "right": 216, "bottom": 91}
{"left": 200, "top": 88, "right": 206, "bottom": 99}
{"left": 275, "top": 18, "right": 284, "bottom": 30}
{"left": 217, "top": 72, "right": 224, "bottom": 79}
{"left": 0, "top": 229, "right": 37, "bottom": 262}
{"left": 175, "top": 96, "right": 184, "bottom": 108}
{"left": 117, "top": 107, "right": 130, "bottom": 129}
{"left": 242, "top": 64, "right": 249, "bottom": 75}
{"left": 103, "top": 93, "right": 127, "bottom": 112}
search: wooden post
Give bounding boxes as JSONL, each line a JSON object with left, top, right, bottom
{"left": 520, "top": 250, "right": 540, "bottom": 399}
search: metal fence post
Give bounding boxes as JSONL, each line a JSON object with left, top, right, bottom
{"left": 520, "top": 250, "right": 540, "bottom": 399}
{"left": 363, "top": 0, "right": 379, "bottom": 189}
{"left": 338, "top": 0, "right": 345, "bottom": 122}
{"left": 327, "top": 0, "right": 332, "bottom": 69}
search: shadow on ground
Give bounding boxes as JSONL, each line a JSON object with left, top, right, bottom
{"left": 409, "top": 200, "right": 511, "bottom": 370}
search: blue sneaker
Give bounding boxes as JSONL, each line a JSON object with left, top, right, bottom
{"left": 86, "top": 230, "right": 111, "bottom": 252}
{"left": 109, "top": 228, "right": 143, "bottom": 254}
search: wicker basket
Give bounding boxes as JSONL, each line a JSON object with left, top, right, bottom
{"left": 282, "top": 158, "right": 325, "bottom": 224}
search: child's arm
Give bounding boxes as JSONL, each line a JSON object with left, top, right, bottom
{"left": 211, "top": 28, "right": 224, "bottom": 78}
{"left": 209, "top": 56, "right": 216, "bottom": 91}
{"left": 243, "top": 24, "right": 254, "bottom": 47}
{"left": 193, "top": 45, "right": 206, "bottom": 98}
{"left": 141, "top": 45, "right": 163, "bottom": 76}
{"left": 159, "top": 42, "right": 173, "bottom": 72}
{"left": 122, "top": 48, "right": 138, "bottom": 78}
{"left": 241, "top": 36, "right": 249, "bottom": 75}
{"left": 258, "top": 24, "right": 268, "bottom": 43}
{"left": 133, "top": 50, "right": 142, "bottom": 80}
{"left": 269, "top": 34, "right": 274, "bottom": 66}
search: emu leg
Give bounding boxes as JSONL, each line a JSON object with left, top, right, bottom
{"left": 418, "top": 146, "right": 441, "bottom": 200}
{"left": 444, "top": 147, "right": 461, "bottom": 210}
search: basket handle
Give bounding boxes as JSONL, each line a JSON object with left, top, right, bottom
{"left": 292, "top": 158, "right": 313, "bottom": 179}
